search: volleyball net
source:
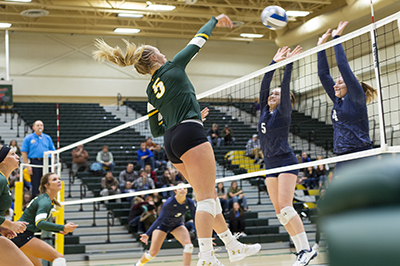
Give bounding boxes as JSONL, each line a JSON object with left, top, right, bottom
{"left": 11, "top": 11, "right": 400, "bottom": 254}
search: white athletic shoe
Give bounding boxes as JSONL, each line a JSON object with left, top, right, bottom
{"left": 226, "top": 234, "right": 261, "bottom": 262}
{"left": 312, "top": 243, "right": 319, "bottom": 251}
{"left": 293, "top": 248, "right": 318, "bottom": 266}
{"left": 197, "top": 250, "right": 225, "bottom": 266}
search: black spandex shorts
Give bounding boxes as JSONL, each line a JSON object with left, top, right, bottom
{"left": 10, "top": 230, "right": 34, "bottom": 248}
{"left": 164, "top": 120, "right": 208, "bottom": 164}
{"left": 264, "top": 152, "right": 299, "bottom": 178}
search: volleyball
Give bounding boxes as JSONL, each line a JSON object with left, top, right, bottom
{"left": 261, "top": 5, "right": 288, "bottom": 30}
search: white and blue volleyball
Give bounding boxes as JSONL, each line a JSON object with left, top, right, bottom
{"left": 261, "top": 6, "right": 288, "bottom": 30}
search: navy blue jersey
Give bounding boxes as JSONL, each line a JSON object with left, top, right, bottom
{"left": 318, "top": 35, "right": 372, "bottom": 154}
{"left": 258, "top": 61, "right": 294, "bottom": 158}
{"left": 145, "top": 196, "right": 196, "bottom": 236}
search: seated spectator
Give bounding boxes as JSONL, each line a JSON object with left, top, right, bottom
{"left": 144, "top": 164, "right": 157, "bottom": 183}
{"left": 153, "top": 144, "right": 167, "bottom": 170}
{"left": 23, "top": 192, "right": 32, "bottom": 211}
{"left": 140, "top": 203, "right": 157, "bottom": 232}
{"left": 315, "top": 157, "right": 329, "bottom": 188}
{"left": 207, "top": 123, "right": 221, "bottom": 147}
{"left": 96, "top": 145, "right": 116, "bottom": 172}
{"left": 128, "top": 196, "right": 148, "bottom": 233}
{"left": 71, "top": 144, "right": 91, "bottom": 175}
{"left": 100, "top": 171, "right": 121, "bottom": 202}
{"left": 145, "top": 137, "right": 157, "bottom": 151}
{"left": 137, "top": 142, "right": 155, "bottom": 170}
{"left": 119, "top": 163, "right": 138, "bottom": 191}
{"left": 245, "top": 134, "right": 263, "bottom": 163}
{"left": 301, "top": 152, "right": 311, "bottom": 163}
{"left": 156, "top": 169, "right": 175, "bottom": 199}
{"left": 9, "top": 139, "right": 21, "bottom": 156}
{"left": 228, "top": 181, "right": 248, "bottom": 212}
{"left": 216, "top": 182, "right": 229, "bottom": 212}
{"left": 133, "top": 170, "right": 155, "bottom": 191}
{"left": 302, "top": 166, "right": 318, "bottom": 189}
{"left": 9, "top": 169, "right": 32, "bottom": 193}
{"left": 228, "top": 202, "right": 246, "bottom": 236}
{"left": 221, "top": 125, "right": 235, "bottom": 146}
{"left": 152, "top": 192, "right": 164, "bottom": 215}
{"left": 170, "top": 167, "right": 186, "bottom": 183}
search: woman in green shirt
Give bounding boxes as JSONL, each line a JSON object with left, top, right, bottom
{"left": 93, "top": 14, "right": 260, "bottom": 266}
{"left": 11, "top": 173, "right": 78, "bottom": 266}
{"left": 0, "top": 145, "right": 33, "bottom": 265}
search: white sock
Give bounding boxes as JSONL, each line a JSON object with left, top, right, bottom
{"left": 52, "top": 258, "right": 66, "bottom": 266}
{"left": 295, "top": 232, "right": 310, "bottom": 252}
{"left": 217, "top": 229, "right": 239, "bottom": 250}
{"left": 291, "top": 235, "right": 301, "bottom": 253}
{"left": 198, "top": 238, "right": 213, "bottom": 254}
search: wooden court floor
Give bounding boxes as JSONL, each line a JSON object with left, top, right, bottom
{"left": 68, "top": 248, "right": 329, "bottom": 266}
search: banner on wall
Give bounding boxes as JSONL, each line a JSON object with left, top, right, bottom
{"left": 0, "top": 82, "right": 13, "bottom": 107}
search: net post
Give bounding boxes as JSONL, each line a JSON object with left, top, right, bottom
{"left": 55, "top": 181, "right": 65, "bottom": 255}
{"left": 14, "top": 181, "right": 24, "bottom": 221}
{"left": 43, "top": 151, "right": 49, "bottom": 175}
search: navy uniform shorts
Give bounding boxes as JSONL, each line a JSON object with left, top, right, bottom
{"left": 164, "top": 120, "right": 208, "bottom": 164}
{"left": 156, "top": 222, "right": 184, "bottom": 234}
{"left": 264, "top": 152, "right": 299, "bottom": 178}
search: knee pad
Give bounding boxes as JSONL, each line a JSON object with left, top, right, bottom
{"left": 197, "top": 198, "right": 216, "bottom": 218}
{"left": 215, "top": 198, "right": 222, "bottom": 215}
{"left": 52, "top": 258, "right": 66, "bottom": 266}
{"left": 280, "top": 206, "right": 297, "bottom": 225}
{"left": 145, "top": 251, "right": 155, "bottom": 260}
{"left": 276, "top": 213, "right": 286, "bottom": 226}
{"left": 183, "top": 243, "right": 194, "bottom": 253}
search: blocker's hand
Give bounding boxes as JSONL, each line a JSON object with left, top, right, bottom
{"left": 317, "top": 29, "right": 331, "bottom": 46}
{"left": 216, "top": 14, "right": 233, "bottom": 28}
{"left": 332, "top": 21, "right": 349, "bottom": 37}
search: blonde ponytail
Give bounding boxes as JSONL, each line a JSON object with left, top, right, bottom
{"left": 361, "top": 82, "right": 378, "bottom": 105}
{"left": 93, "top": 39, "right": 157, "bottom": 75}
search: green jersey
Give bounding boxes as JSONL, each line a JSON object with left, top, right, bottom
{"left": 147, "top": 17, "right": 218, "bottom": 137}
{"left": 0, "top": 172, "right": 12, "bottom": 225}
{"left": 19, "top": 193, "right": 64, "bottom": 233}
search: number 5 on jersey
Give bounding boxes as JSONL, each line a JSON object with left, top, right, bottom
{"left": 153, "top": 77, "right": 165, "bottom": 99}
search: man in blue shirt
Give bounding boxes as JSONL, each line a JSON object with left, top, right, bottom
{"left": 21, "top": 120, "right": 56, "bottom": 198}
{"left": 137, "top": 142, "right": 155, "bottom": 170}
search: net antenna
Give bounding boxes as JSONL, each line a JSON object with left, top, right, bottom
{"left": 370, "top": 0, "right": 386, "bottom": 149}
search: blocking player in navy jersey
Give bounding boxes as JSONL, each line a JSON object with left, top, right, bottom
{"left": 258, "top": 46, "right": 317, "bottom": 266}
{"left": 11, "top": 173, "right": 78, "bottom": 266}
{"left": 0, "top": 145, "right": 33, "bottom": 266}
{"left": 317, "top": 21, "right": 377, "bottom": 175}
{"left": 93, "top": 14, "right": 260, "bottom": 266}
{"left": 135, "top": 183, "right": 195, "bottom": 266}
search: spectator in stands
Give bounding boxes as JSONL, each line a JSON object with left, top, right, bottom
{"left": 207, "top": 123, "right": 221, "bottom": 147}
{"left": 170, "top": 167, "right": 186, "bottom": 183}
{"left": 216, "top": 182, "right": 229, "bottom": 213}
{"left": 228, "top": 202, "right": 246, "bottom": 236}
{"left": 23, "top": 192, "right": 32, "bottom": 211}
{"left": 100, "top": 171, "right": 121, "bottom": 202}
{"left": 96, "top": 145, "right": 116, "bottom": 172}
{"left": 153, "top": 144, "right": 167, "bottom": 170}
{"left": 302, "top": 166, "right": 318, "bottom": 189}
{"left": 250, "top": 97, "right": 260, "bottom": 117}
{"left": 245, "top": 134, "right": 263, "bottom": 163}
{"left": 258, "top": 46, "right": 317, "bottom": 265}
{"left": 71, "top": 144, "right": 91, "bottom": 175}
{"left": 156, "top": 169, "right": 175, "bottom": 199}
{"left": 21, "top": 120, "right": 56, "bottom": 198}
{"left": 227, "top": 181, "right": 248, "bottom": 212}
{"left": 9, "top": 139, "right": 21, "bottom": 156}
{"left": 128, "top": 196, "right": 148, "bottom": 233}
{"left": 145, "top": 137, "right": 157, "bottom": 151}
{"left": 119, "top": 163, "right": 138, "bottom": 192}
{"left": 137, "top": 142, "right": 155, "bottom": 170}
{"left": 301, "top": 152, "right": 311, "bottom": 163}
{"left": 134, "top": 170, "right": 155, "bottom": 191}
{"left": 144, "top": 164, "right": 157, "bottom": 183}
{"left": 221, "top": 125, "right": 235, "bottom": 146}
{"left": 140, "top": 203, "right": 157, "bottom": 232}
{"left": 318, "top": 21, "right": 376, "bottom": 176}
{"left": 315, "top": 157, "right": 329, "bottom": 188}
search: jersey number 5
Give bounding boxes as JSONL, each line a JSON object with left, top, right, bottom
{"left": 152, "top": 78, "right": 166, "bottom": 99}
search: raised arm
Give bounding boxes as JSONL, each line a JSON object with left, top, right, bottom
{"left": 332, "top": 22, "right": 365, "bottom": 106}
{"left": 172, "top": 14, "right": 232, "bottom": 69}
{"left": 317, "top": 29, "right": 336, "bottom": 102}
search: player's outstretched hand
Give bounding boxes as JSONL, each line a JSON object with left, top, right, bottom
{"left": 273, "top": 46, "right": 289, "bottom": 62}
{"left": 9, "top": 221, "right": 28, "bottom": 234}
{"left": 287, "top": 45, "right": 303, "bottom": 58}
{"left": 201, "top": 107, "right": 209, "bottom": 122}
{"left": 62, "top": 222, "right": 79, "bottom": 234}
{"left": 317, "top": 29, "right": 331, "bottom": 46}
{"left": 216, "top": 14, "right": 233, "bottom": 29}
{"left": 332, "top": 21, "right": 349, "bottom": 37}
{"left": 0, "top": 226, "right": 17, "bottom": 239}
{"left": 140, "top": 234, "right": 149, "bottom": 245}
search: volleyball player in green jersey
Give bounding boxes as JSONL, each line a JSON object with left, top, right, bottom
{"left": 0, "top": 145, "right": 33, "bottom": 266}
{"left": 94, "top": 14, "right": 260, "bottom": 266}
{"left": 11, "top": 172, "right": 78, "bottom": 266}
